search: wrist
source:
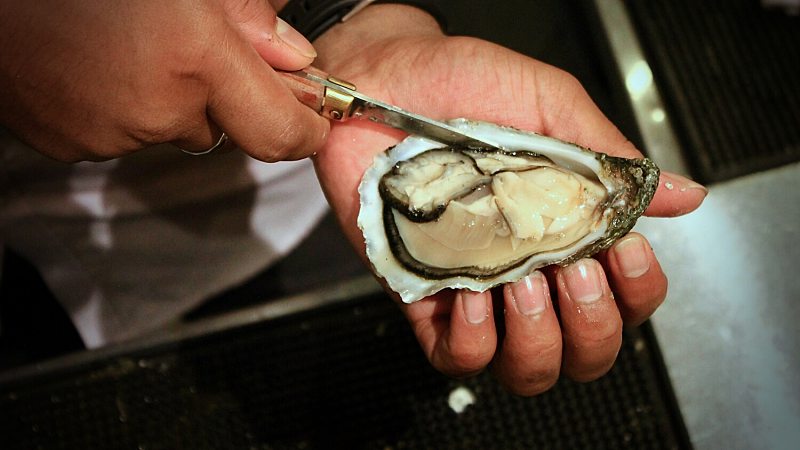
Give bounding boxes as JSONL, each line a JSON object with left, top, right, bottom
{"left": 312, "top": 4, "right": 443, "bottom": 73}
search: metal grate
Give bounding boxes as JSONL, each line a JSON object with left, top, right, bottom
{"left": 1, "top": 293, "right": 689, "bottom": 449}
{"left": 627, "top": 0, "right": 800, "bottom": 183}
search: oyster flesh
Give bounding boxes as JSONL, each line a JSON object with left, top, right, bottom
{"left": 358, "top": 119, "right": 659, "bottom": 303}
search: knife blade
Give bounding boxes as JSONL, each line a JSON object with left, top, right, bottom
{"left": 278, "top": 68, "right": 501, "bottom": 150}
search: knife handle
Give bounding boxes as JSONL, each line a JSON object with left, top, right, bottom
{"left": 277, "top": 67, "right": 357, "bottom": 121}
{"left": 277, "top": 70, "right": 325, "bottom": 114}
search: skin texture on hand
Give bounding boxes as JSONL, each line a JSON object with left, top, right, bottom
{"left": 0, "top": 0, "right": 329, "bottom": 161}
{"left": 311, "top": 5, "right": 707, "bottom": 395}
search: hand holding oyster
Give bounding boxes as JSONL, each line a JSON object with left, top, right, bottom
{"left": 358, "top": 119, "right": 660, "bottom": 303}
{"left": 312, "top": 8, "right": 706, "bottom": 395}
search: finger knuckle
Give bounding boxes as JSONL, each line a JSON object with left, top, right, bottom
{"left": 620, "top": 275, "right": 668, "bottom": 322}
{"left": 259, "top": 116, "right": 322, "bottom": 162}
{"left": 569, "top": 355, "right": 617, "bottom": 383}
{"left": 229, "top": 0, "right": 276, "bottom": 26}
{"left": 434, "top": 337, "right": 491, "bottom": 376}
{"left": 517, "top": 343, "right": 562, "bottom": 395}
{"left": 570, "top": 319, "right": 621, "bottom": 347}
{"left": 446, "top": 347, "right": 490, "bottom": 375}
{"left": 549, "top": 66, "right": 585, "bottom": 96}
{"left": 125, "top": 111, "right": 178, "bottom": 147}
{"left": 522, "top": 372, "right": 560, "bottom": 396}
{"left": 651, "top": 279, "right": 669, "bottom": 307}
{"left": 505, "top": 365, "right": 560, "bottom": 396}
{"left": 564, "top": 340, "right": 621, "bottom": 382}
{"left": 563, "top": 72, "right": 585, "bottom": 94}
{"left": 625, "top": 287, "right": 667, "bottom": 326}
{"left": 42, "top": 132, "right": 136, "bottom": 162}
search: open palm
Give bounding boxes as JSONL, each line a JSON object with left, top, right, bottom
{"left": 312, "top": 17, "right": 704, "bottom": 395}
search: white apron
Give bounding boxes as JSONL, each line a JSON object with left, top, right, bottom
{"left": 0, "top": 130, "right": 328, "bottom": 347}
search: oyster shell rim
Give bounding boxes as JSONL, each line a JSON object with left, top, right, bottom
{"left": 358, "top": 119, "right": 660, "bottom": 303}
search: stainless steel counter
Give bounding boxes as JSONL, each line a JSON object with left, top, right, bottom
{"left": 637, "top": 165, "right": 800, "bottom": 449}
{"left": 597, "top": 1, "right": 800, "bottom": 447}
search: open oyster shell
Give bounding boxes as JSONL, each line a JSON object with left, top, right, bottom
{"left": 358, "top": 119, "right": 659, "bottom": 303}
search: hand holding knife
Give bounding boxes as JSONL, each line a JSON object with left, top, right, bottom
{"left": 278, "top": 67, "right": 501, "bottom": 150}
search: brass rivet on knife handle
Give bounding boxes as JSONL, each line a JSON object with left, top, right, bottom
{"left": 322, "top": 77, "right": 357, "bottom": 120}
{"left": 327, "top": 76, "right": 356, "bottom": 91}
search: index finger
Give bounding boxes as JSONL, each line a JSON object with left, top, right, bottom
{"left": 204, "top": 25, "right": 329, "bottom": 162}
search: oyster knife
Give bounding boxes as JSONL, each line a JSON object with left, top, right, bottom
{"left": 278, "top": 68, "right": 502, "bottom": 150}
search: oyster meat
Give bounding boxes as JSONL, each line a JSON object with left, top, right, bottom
{"left": 358, "top": 119, "right": 659, "bottom": 303}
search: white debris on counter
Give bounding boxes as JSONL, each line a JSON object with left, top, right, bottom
{"left": 447, "top": 385, "right": 476, "bottom": 414}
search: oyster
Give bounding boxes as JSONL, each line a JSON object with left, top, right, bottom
{"left": 358, "top": 119, "right": 659, "bottom": 303}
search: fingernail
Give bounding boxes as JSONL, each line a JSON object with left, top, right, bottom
{"left": 563, "top": 259, "right": 604, "bottom": 304}
{"left": 613, "top": 234, "right": 650, "bottom": 278}
{"left": 276, "top": 18, "right": 317, "bottom": 59}
{"left": 663, "top": 172, "right": 707, "bottom": 196}
{"left": 462, "top": 290, "right": 489, "bottom": 324}
{"left": 511, "top": 272, "right": 548, "bottom": 316}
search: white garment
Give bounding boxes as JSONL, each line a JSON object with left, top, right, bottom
{"left": 0, "top": 130, "right": 328, "bottom": 347}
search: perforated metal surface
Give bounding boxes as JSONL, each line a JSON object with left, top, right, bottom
{"left": 1, "top": 294, "right": 688, "bottom": 449}
{"left": 627, "top": 0, "right": 800, "bottom": 182}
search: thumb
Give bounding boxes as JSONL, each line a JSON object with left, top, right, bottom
{"left": 202, "top": 17, "right": 329, "bottom": 161}
{"left": 221, "top": 0, "right": 316, "bottom": 69}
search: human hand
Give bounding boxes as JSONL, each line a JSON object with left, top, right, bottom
{"left": 311, "top": 6, "right": 707, "bottom": 395}
{"left": 0, "top": 0, "right": 329, "bottom": 162}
